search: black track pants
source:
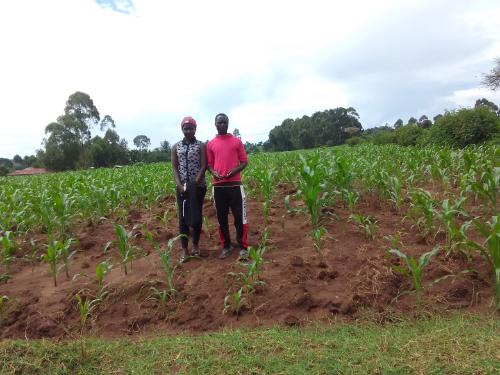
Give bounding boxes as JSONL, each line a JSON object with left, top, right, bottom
{"left": 176, "top": 186, "right": 207, "bottom": 248}
{"left": 213, "top": 185, "right": 248, "bottom": 250}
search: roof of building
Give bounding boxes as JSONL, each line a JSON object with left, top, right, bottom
{"left": 7, "top": 167, "right": 48, "bottom": 176}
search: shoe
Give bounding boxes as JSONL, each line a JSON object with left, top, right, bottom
{"left": 191, "top": 246, "right": 201, "bottom": 257}
{"left": 219, "top": 247, "right": 232, "bottom": 259}
{"left": 238, "top": 249, "right": 248, "bottom": 261}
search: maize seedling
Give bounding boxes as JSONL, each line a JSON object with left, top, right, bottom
{"left": 389, "top": 246, "right": 440, "bottom": 304}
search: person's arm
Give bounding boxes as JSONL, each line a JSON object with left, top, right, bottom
{"left": 225, "top": 162, "right": 247, "bottom": 178}
{"left": 196, "top": 143, "right": 207, "bottom": 184}
{"left": 206, "top": 142, "right": 223, "bottom": 180}
{"left": 225, "top": 139, "right": 248, "bottom": 178}
{"left": 171, "top": 143, "right": 183, "bottom": 192}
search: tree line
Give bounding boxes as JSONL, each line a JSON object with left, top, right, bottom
{"left": 0, "top": 92, "right": 172, "bottom": 175}
{"left": 1, "top": 59, "right": 499, "bottom": 175}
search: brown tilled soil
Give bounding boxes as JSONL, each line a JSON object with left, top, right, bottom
{"left": 0, "top": 185, "right": 496, "bottom": 339}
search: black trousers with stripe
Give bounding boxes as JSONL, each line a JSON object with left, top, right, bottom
{"left": 213, "top": 185, "right": 248, "bottom": 250}
{"left": 176, "top": 186, "right": 207, "bottom": 248}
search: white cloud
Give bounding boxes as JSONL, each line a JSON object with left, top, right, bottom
{"left": 1, "top": 0, "right": 499, "bottom": 157}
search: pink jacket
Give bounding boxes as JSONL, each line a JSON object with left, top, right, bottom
{"left": 207, "top": 134, "right": 248, "bottom": 184}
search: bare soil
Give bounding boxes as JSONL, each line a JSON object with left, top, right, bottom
{"left": 0, "top": 185, "right": 496, "bottom": 339}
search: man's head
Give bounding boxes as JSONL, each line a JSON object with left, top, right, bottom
{"left": 215, "top": 113, "right": 229, "bottom": 135}
{"left": 181, "top": 116, "right": 197, "bottom": 140}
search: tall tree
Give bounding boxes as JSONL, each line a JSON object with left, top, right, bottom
{"left": 266, "top": 107, "right": 362, "bottom": 151}
{"left": 418, "top": 115, "right": 432, "bottom": 129}
{"left": 475, "top": 98, "right": 500, "bottom": 116}
{"left": 394, "top": 118, "right": 404, "bottom": 129}
{"left": 408, "top": 117, "right": 417, "bottom": 125}
{"left": 482, "top": 57, "right": 500, "bottom": 91}
{"left": 133, "top": 135, "right": 151, "bottom": 151}
{"left": 41, "top": 92, "right": 117, "bottom": 171}
{"left": 160, "top": 140, "right": 171, "bottom": 153}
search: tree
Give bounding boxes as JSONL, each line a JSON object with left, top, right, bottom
{"left": 417, "top": 115, "right": 432, "bottom": 129}
{"left": 482, "top": 57, "right": 500, "bottom": 91}
{"left": 266, "top": 107, "right": 362, "bottom": 151}
{"left": 408, "top": 117, "right": 417, "bottom": 125}
{"left": 433, "top": 114, "right": 443, "bottom": 122}
{"left": 394, "top": 118, "right": 404, "bottom": 129}
{"left": 133, "top": 135, "right": 151, "bottom": 152}
{"left": 475, "top": 98, "right": 499, "bottom": 116}
{"left": 396, "top": 125, "right": 424, "bottom": 146}
{"left": 22, "top": 155, "right": 37, "bottom": 167}
{"left": 62, "top": 91, "right": 101, "bottom": 145}
{"left": 40, "top": 92, "right": 121, "bottom": 171}
{"left": 0, "top": 158, "right": 13, "bottom": 170}
{"left": 429, "top": 106, "right": 500, "bottom": 147}
{"left": 233, "top": 128, "right": 241, "bottom": 138}
{"left": 160, "top": 140, "right": 171, "bottom": 153}
{"left": 100, "top": 115, "right": 116, "bottom": 131}
{"left": 13, "top": 155, "right": 23, "bottom": 165}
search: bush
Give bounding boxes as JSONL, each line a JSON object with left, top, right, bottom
{"left": 395, "top": 125, "right": 424, "bottom": 146}
{"left": 372, "top": 130, "right": 396, "bottom": 145}
{"left": 345, "top": 136, "right": 365, "bottom": 146}
{"left": 429, "top": 107, "right": 500, "bottom": 147}
{"left": 0, "top": 166, "right": 10, "bottom": 177}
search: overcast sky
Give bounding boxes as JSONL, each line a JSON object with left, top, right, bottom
{"left": 1, "top": 0, "right": 500, "bottom": 158}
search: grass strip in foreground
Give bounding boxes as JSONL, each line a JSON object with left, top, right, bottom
{"left": 0, "top": 314, "right": 499, "bottom": 374}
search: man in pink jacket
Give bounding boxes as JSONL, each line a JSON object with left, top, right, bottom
{"left": 207, "top": 113, "right": 249, "bottom": 260}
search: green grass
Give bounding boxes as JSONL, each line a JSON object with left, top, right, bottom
{"left": 0, "top": 314, "right": 498, "bottom": 374}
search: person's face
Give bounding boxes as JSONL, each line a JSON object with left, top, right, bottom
{"left": 182, "top": 123, "right": 196, "bottom": 140}
{"left": 215, "top": 115, "right": 229, "bottom": 135}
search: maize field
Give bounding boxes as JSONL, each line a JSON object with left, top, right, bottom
{"left": 0, "top": 144, "right": 498, "bottom": 339}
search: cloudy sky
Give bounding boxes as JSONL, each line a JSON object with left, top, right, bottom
{"left": 1, "top": 0, "right": 499, "bottom": 158}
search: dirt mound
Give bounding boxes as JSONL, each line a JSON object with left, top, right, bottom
{"left": 0, "top": 188, "right": 496, "bottom": 339}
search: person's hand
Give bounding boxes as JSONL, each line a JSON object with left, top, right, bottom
{"left": 225, "top": 169, "right": 236, "bottom": 179}
{"left": 176, "top": 183, "right": 184, "bottom": 193}
{"left": 212, "top": 171, "right": 223, "bottom": 180}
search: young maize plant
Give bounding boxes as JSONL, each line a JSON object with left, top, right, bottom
{"left": 159, "top": 249, "right": 176, "bottom": 297}
{"left": 407, "top": 189, "right": 437, "bottom": 237}
{"left": 252, "top": 167, "right": 276, "bottom": 223}
{"left": 349, "top": 214, "right": 378, "bottom": 240}
{"left": 389, "top": 246, "right": 440, "bottom": 304}
{"left": 228, "top": 248, "right": 266, "bottom": 295}
{"left": 439, "top": 197, "right": 469, "bottom": 255}
{"left": 147, "top": 287, "right": 170, "bottom": 306}
{"left": 146, "top": 233, "right": 184, "bottom": 298}
{"left": 341, "top": 189, "right": 359, "bottom": 213}
{"left": 297, "top": 152, "right": 328, "bottom": 229}
{"left": 329, "top": 152, "right": 354, "bottom": 191}
{"left": 114, "top": 224, "right": 137, "bottom": 275}
{"left": 25, "top": 239, "right": 39, "bottom": 273}
{"left": 386, "top": 175, "right": 403, "bottom": 210}
{"left": 471, "top": 168, "right": 499, "bottom": 210}
{"left": 0, "top": 231, "right": 16, "bottom": 277}
{"left": 52, "top": 192, "right": 77, "bottom": 240}
{"left": 95, "top": 259, "right": 112, "bottom": 291}
{"left": 311, "top": 226, "right": 327, "bottom": 253}
{"left": 43, "top": 241, "right": 61, "bottom": 287}
{"left": 75, "top": 291, "right": 102, "bottom": 358}
{"left": 157, "top": 209, "right": 170, "bottom": 226}
{"left": 466, "top": 216, "right": 500, "bottom": 310}
{"left": 57, "top": 238, "right": 76, "bottom": 280}
{"left": 223, "top": 287, "right": 245, "bottom": 315}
